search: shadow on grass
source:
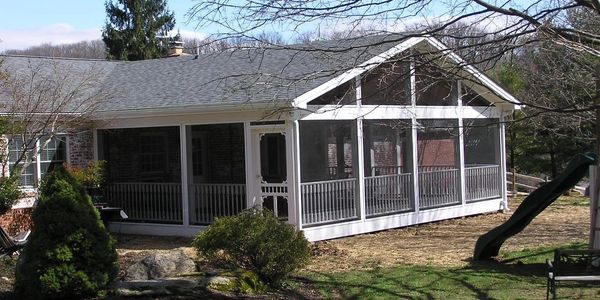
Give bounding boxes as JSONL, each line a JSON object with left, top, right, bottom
{"left": 290, "top": 256, "right": 552, "bottom": 299}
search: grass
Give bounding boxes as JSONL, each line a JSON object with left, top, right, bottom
{"left": 295, "top": 242, "right": 600, "bottom": 299}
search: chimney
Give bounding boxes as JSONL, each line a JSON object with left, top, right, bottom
{"left": 168, "top": 40, "right": 185, "bottom": 56}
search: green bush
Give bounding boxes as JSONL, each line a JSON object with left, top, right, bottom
{"left": 64, "top": 160, "right": 106, "bottom": 188}
{"left": 193, "top": 208, "right": 311, "bottom": 288}
{"left": 0, "top": 175, "right": 22, "bottom": 215}
{"left": 14, "top": 168, "right": 118, "bottom": 299}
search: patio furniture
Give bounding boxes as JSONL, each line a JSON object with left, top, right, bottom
{"left": 0, "top": 227, "right": 30, "bottom": 258}
{"left": 546, "top": 248, "right": 600, "bottom": 299}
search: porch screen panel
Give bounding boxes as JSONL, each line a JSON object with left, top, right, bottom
{"left": 415, "top": 59, "right": 457, "bottom": 106}
{"left": 308, "top": 80, "right": 356, "bottom": 105}
{"left": 99, "top": 126, "right": 182, "bottom": 224}
{"left": 363, "top": 120, "right": 413, "bottom": 216}
{"left": 299, "top": 120, "right": 358, "bottom": 226}
{"left": 463, "top": 119, "right": 501, "bottom": 202}
{"left": 361, "top": 60, "right": 411, "bottom": 105}
{"left": 187, "top": 123, "right": 246, "bottom": 225}
{"left": 417, "top": 119, "right": 460, "bottom": 208}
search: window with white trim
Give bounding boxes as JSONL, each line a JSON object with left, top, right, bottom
{"left": 8, "top": 136, "right": 66, "bottom": 187}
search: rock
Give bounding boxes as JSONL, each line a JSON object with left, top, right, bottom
{"left": 124, "top": 250, "right": 197, "bottom": 280}
{"left": 207, "top": 276, "right": 233, "bottom": 288}
{"left": 115, "top": 277, "right": 201, "bottom": 297}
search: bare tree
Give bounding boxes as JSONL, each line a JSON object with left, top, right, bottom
{"left": 188, "top": 0, "right": 599, "bottom": 105}
{"left": 0, "top": 56, "right": 112, "bottom": 181}
{"left": 2, "top": 40, "right": 107, "bottom": 59}
{"left": 187, "top": 1, "right": 600, "bottom": 246}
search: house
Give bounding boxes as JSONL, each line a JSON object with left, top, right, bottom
{"left": 0, "top": 34, "right": 518, "bottom": 241}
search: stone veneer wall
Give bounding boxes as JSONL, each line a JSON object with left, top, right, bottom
{"left": 67, "top": 131, "right": 95, "bottom": 168}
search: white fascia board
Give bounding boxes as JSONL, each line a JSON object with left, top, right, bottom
{"left": 292, "top": 37, "right": 426, "bottom": 109}
{"left": 423, "top": 36, "right": 521, "bottom": 110}
{"left": 91, "top": 101, "right": 291, "bottom": 120}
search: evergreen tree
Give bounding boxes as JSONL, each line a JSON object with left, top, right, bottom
{"left": 14, "top": 168, "right": 118, "bottom": 299}
{"left": 102, "top": 0, "right": 175, "bottom": 61}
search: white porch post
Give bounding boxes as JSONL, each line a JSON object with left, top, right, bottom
{"left": 285, "top": 120, "right": 298, "bottom": 227}
{"left": 499, "top": 113, "right": 509, "bottom": 210}
{"left": 292, "top": 120, "right": 303, "bottom": 229}
{"left": 456, "top": 81, "right": 467, "bottom": 206}
{"left": 355, "top": 118, "right": 366, "bottom": 220}
{"left": 409, "top": 58, "right": 420, "bottom": 213}
{"left": 243, "top": 121, "right": 255, "bottom": 209}
{"left": 355, "top": 75, "right": 366, "bottom": 221}
{"left": 179, "top": 125, "right": 190, "bottom": 226}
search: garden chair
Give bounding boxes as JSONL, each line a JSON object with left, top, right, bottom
{"left": 0, "top": 227, "right": 30, "bottom": 258}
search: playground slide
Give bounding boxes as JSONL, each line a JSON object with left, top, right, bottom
{"left": 473, "top": 153, "right": 597, "bottom": 261}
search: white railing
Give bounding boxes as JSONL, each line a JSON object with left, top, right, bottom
{"left": 465, "top": 165, "right": 501, "bottom": 202}
{"left": 104, "top": 182, "right": 182, "bottom": 223}
{"left": 327, "top": 166, "right": 353, "bottom": 178}
{"left": 365, "top": 173, "right": 412, "bottom": 217}
{"left": 419, "top": 169, "right": 460, "bottom": 208}
{"left": 301, "top": 178, "right": 358, "bottom": 226}
{"left": 371, "top": 166, "right": 405, "bottom": 176}
{"left": 189, "top": 183, "right": 246, "bottom": 224}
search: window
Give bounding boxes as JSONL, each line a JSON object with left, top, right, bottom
{"left": 8, "top": 136, "right": 66, "bottom": 187}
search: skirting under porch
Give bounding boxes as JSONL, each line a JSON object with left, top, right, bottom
{"left": 107, "top": 197, "right": 504, "bottom": 241}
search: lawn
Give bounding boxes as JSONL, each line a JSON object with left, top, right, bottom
{"left": 296, "top": 243, "right": 600, "bottom": 299}
{"left": 0, "top": 195, "right": 597, "bottom": 299}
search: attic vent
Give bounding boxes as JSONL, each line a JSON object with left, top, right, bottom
{"left": 250, "top": 120, "right": 285, "bottom": 126}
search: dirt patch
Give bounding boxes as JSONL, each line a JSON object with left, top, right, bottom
{"left": 305, "top": 197, "right": 590, "bottom": 272}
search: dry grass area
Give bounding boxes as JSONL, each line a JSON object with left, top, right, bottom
{"left": 307, "top": 196, "right": 589, "bottom": 272}
{"left": 114, "top": 196, "right": 590, "bottom": 274}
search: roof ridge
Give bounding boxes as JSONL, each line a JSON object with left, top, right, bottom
{"left": 0, "top": 54, "right": 112, "bottom": 62}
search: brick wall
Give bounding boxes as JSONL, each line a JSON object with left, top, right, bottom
{"left": 67, "top": 131, "right": 95, "bottom": 168}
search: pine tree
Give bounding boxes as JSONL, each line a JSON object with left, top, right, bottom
{"left": 102, "top": 0, "right": 175, "bottom": 61}
{"left": 14, "top": 168, "right": 118, "bottom": 299}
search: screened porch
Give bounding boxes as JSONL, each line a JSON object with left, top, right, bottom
{"left": 298, "top": 118, "right": 502, "bottom": 227}
{"left": 97, "top": 123, "right": 247, "bottom": 225}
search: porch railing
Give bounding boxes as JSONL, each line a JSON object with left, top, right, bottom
{"left": 301, "top": 178, "right": 358, "bottom": 226}
{"left": 189, "top": 183, "right": 246, "bottom": 225}
{"left": 371, "top": 166, "right": 405, "bottom": 176}
{"left": 104, "top": 182, "right": 182, "bottom": 223}
{"left": 365, "top": 173, "right": 412, "bottom": 217}
{"left": 418, "top": 168, "right": 460, "bottom": 209}
{"left": 465, "top": 165, "right": 501, "bottom": 202}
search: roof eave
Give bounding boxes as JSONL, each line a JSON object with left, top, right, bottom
{"left": 91, "top": 101, "right": 291, "bottom": 120}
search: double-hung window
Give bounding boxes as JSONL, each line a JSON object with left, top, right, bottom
{"left": 8, "top": 136, "right": 67, "bottom": 187}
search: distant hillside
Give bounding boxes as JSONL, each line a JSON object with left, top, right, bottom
{"left": 2, "top": 40, "right": 106, "bottom": 59}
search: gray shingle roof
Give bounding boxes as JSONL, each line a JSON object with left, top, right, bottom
{"left": 1, "top": 34, "right": 406, "bottom": 113}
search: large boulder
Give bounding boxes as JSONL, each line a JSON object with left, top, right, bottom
{"left": 125, "top": 251, "right": 196, "bottom": 280}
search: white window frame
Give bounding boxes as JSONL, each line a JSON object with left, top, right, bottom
{"left": 8, "top": 135, "right": 67, "bottom": 189}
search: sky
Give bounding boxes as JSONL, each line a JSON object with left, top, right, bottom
{"left": 0, "top": 0, "right": 205, "bottom": 51}
{"left": 0, "top": 1, "right": 524, "bottom": 52}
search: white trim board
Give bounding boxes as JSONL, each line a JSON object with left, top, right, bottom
{"left": 292, "top": 36, "right": 519, "bottom": 111}
{"left": 107, "top": 198, "right": 504, "bottom": 241}
{"left": 302, "top": 198, "right": 504, "bottom": 241}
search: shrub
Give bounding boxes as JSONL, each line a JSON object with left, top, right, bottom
{"left": 0, "top": 175, "right": 22, "bottom": 215}
{"left": 64, "top": 160, "right": 106, "bottom": 188}
{"left": 193, "top": 208, "right": 311, "bottom": 288}
{"left": 14, "top": 168, "right": 118, "bottom": 299}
